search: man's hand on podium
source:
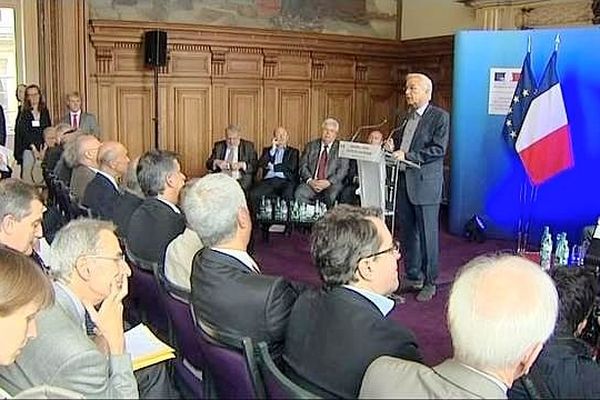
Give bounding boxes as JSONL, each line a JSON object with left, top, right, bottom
{"left": 392, "top": 150, "right": 406, "bottom": 161}
{"left": 383, "top": 138, "right": 394, "bottom": 152}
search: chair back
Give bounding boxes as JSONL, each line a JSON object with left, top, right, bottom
{"left": 125, "top": 246, "right": 170, "bottom": 342}
{"left": 256, "top": 342, "right": 321, "bottom": 399}
{"left": 194, "top": 315, "right": 264, "bottom": 399}
{"left": 153, "top": 262, "right": 205, "bottom": 370}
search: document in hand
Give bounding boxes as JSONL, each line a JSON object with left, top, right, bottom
{"left": 125, "top": 324, "right": 175, "bottom": 370}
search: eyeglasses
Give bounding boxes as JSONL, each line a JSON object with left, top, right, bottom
{"left": 360, "top": 240, "right": 401, "bottom": 261}
{"left": 83, "top": 254, "right": 126, "bottom": 264}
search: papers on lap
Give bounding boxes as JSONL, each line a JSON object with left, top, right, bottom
{"left": 125, "top": 324, "right": 175, "bottom": 371}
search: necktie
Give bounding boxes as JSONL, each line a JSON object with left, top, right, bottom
{"left": 316, "top": 145, "right": 329, "bottom": 180}
{"left": 84, "top": 310, "right": 97, "bottom": 337}
{"left": 71, "top": 114, "right": 78, "bottom": 129}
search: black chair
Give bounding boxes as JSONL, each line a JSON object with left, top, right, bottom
{"left": 256, "top": 341, "right": 321, "bottom": 399}
{"left": 193, "top": 315, "right": 265, "bottom": 399}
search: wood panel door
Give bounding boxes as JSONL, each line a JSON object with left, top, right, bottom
{"left": 117, "top": 86, "right": 153, "bottom": 159}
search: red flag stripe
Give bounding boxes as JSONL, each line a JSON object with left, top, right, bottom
{"left": 518, "top": 124, "right": 574, "bottom": 185}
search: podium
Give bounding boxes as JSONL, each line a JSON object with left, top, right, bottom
{"left": 339, "top": 141, "right": 415, "bottom": 232}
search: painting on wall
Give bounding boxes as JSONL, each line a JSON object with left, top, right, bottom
{"left": 89, "top": 0, "right": 399, "bottom": 40}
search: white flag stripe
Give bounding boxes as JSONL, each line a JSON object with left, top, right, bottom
{"left": 515, "top": 83, "right": 568, "bottom": 152}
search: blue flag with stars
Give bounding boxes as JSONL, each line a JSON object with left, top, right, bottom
{"left": 502, "top": 51, "right": 537, "bottom": 146}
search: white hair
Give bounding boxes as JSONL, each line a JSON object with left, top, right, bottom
{"left": 182, "top": 173, "right": 247, "bottom": 248}
{"left": 406, "top": 73, "right": 433, "bottom": 99}
{"left": 321, "top": 118, "right": 339, "bottom": 132}
{"left": 49, "top": 218, "right": 115, "bottom": 283}
{"left": 448, "top": 254, "right": 558, "bottom": 372}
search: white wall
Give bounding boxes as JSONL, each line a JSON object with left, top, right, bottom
{"left": 401, "top": 0, "right": 478, "bottom": 40}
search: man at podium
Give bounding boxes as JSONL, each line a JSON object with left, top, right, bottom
{"left": 385, "top": 73, "right": 449, "bottom": 302}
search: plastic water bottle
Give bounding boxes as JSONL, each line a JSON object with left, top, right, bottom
{"left": 280, "top": 199, "right": 288, "bottom": 221}
{"left": 539, "top": 226, "right": 552, "bottom": 272}
{"left": 554, "top": 233, "right": 564, "bottom": 267}
{"left": 265, "top": 198, "right": 272, "bottom": 220}
{"left": 561, "top": 233, "right": 570, "bottom": 266}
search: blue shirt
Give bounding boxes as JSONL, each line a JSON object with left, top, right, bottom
{"left": 264, "top": 146, "right": 286, "bottom": 180}
{"left": 343, "top": 285, "right": 395, "bottom": 316}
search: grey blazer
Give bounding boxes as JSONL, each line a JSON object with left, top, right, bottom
{"left": 70, "top": 166, "right": 96, "bottom": 200}
{"left": 0, "top": 284, "right": 138, "bottom": 399}
{"left": 298, "top": 139, "right": 349, "bottom": 186}
{"left": 61, "top": 112, "right": 100, "bottom": 136}
{"left": 392, "top": 104, "right": 449, "bottom": 205}
{"left": 360, "top": 357, "right": 507, "bottom": 399}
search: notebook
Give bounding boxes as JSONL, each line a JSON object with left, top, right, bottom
{"left": 125, "top": 324, "right": 175, "bottom": 371}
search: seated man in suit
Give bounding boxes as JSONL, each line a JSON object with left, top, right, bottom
{"left": 0, "top": 219, "right": 138, "bottom": 399}
{"left": 53, "top": 130, "right": 81, "bottom": 186}
{"left": 113, "top": 157, "right": 144, "bottom": 239}
{"left": 339, "top": 130, "right": 384, "bottom": 205}
{"left": 249, "top": 126, "right": 299, "bottom": 209}
{"left": 284, "top": 205, "right": 421, "bottom": 398}
{"left": 206, "top": 124, "right": 258, "bottom": 193}
{"left": 510, "top": 267, "right": 600, "bottom": 399}
{"left": 83, "top": 141, "right": 130, "bottom": 220}
{"left": 42, "top": 123, "right": 74, "bottom": 177}
{"left": 69, "top": 134, "right": 101, "bottom": 200}
{"left": 0, "top": 179, "right": 45, "bottom": 263}
{"left": 60, "top": 91, "right": 100, "bottom": 136}
{"left": 186, "top": 173, "right": 301, "bottom": 352}
{"left": 295, "top": 118, "right": 349, "bottom": 208}
{"left": 360, "top": 254, "right": 559, "bottom": 399}
{"left": 126, "top": 150, "right": 186, "bottom": 265}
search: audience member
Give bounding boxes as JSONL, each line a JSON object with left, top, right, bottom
{"left": 60, "top": 91, "right": 100, "bottom": 136}
{"left": 206, "top": 124, "right": 258, "bottom": 193}
{"left": 0, "top": 248, "right": 82, "bottom": 399}
{"left": 0, "top": 219, "right": 138, "bottom": 398}
{"left": 112, "top": 157, "right": 143, "bottom": 239}
{"left": 126, "top": 150, "right": 186, "bottom": 264}
{"left": 510, "top": 267, "right": 600, "bottom": 399}
{"left": 53, "top": 130, "right": 81, "bottom": 185}
{"left": 339, "top": 130, "right": 384, "bottom": 205}
{"left": 69, "top": 134, "right": 101, "bottom": 199}
{"left": 42, "top": 123, "right": 74, "bottom": 176}
{"left": 284, "top": 205, "right": 422, "bottom": 398}
{"left": 165, "top": 180, "right": 203, "bottom": 291}
{"left": 14, "top": 84, "right": 26, "bottom": 125}
{"left": 0, "top": 103, "right": 6, "bottom": 147}
{"left": 30, "top": 126, "right": 57, "bottom": 185}
{"left": 0, "top": 179, "right": 45, "bottom": 259}
{"left": 249, "top": 127, "right": 299, "bottom": 209}
{"left": 83, "top": 141, "right": 129, "bottom": 220}
{"left": 14, "top": 84, "right": 52, "bottom": 184}
{"left": 295, "top": 118, "right": 349, "bottom": 207}
{"left": 360, "top": 254, "right": 558, "bottom": 399}
{"left": 187, "top": 173, "right": 300, "bottom": 352}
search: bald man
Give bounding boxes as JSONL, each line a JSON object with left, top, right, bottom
{"left": 69, "top": 134, "right": 101, "bottom": 200}
{"left": 360, "top": 255, "right": 559, "bottom": 399}
{"left": 249, "top": 127, "right": 299, "bottom": 209}
{"left": 82, "top": 141, "right": 129, "bottom": 220}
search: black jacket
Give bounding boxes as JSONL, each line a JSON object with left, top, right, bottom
{"left": 82, "top": 173, "right": 120, "bottom": 221}
{"left": 126, "top": 197, "right": 185, "bottom": 264}
{"left": 284, "top": 287, "right": 422, "bottom": 398}
{"left": 14, "top": 108, "right": 51, "bottom": 164}
{"left": 510, "top": 336, "right": 600, "bottom": 399}
{"left": 113, "top": 191, "right": 143, "bottom": 239}
{"left": 191, "top": 248, "right": 300, "bottom": 353}
{"left": 257, "top": 146, "right": 299, "bottom": 182}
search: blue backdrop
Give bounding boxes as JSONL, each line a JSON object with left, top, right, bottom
{"left": 449, "top": 28, "right": 600, "bottom": 243}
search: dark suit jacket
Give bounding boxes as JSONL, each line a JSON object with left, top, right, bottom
{"left": 0, "top": 104, "right": 6, "bottom": 146}
{"left": 392, "top": 104, "right": 449, "bottom": 205}
{"left": 191, "top": 248, "right": 300, "bottom": 351}
{"left": 82, "top": 173, "right": 120, "bottom": 220}
{"left": 60, "top": 112, "right": 100, "bottom": 136}
{"left": 14, "top": 108, "right": 52, "bottom": 164}
{"left": 284, "top": 287, "right": 422, "bottom": 398}
{"left": 257, "top": 146, "right": 299, "bottom": 182}
{"left": 126, "top": 197, "right": 185, "bottom": 264}
{"left": 298, "top": 139, "right": 349, "bottom": 187}
{"left": 113, "top": 191, "right": 143, "bottom": 239}
{"left": 205, "top": 139, "right": 258, "bottom": 188}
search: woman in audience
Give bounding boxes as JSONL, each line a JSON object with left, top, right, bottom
{"left": 14, "top": 84, "right": 26, "bottom": 126}
{"left": 0, "top": 247, "right": 54, "bottom": 397}
{"left": 14, "top": 84, "right": 51, "bottom": 184}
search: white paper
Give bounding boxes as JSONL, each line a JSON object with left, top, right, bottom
{"left": 488, "top": 67, "right": 522, "bottom": 115}
{"left": 124, "top": 324, "right": 173, "bottom": 360}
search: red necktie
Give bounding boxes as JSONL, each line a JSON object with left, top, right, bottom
{"left": 71, "top": 114, "right": 78, "bottom": 129}
{"left": 316, "top": 145, "right": 329, "bottom": 180}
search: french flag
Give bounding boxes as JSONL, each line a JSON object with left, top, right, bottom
{"left": 515, "top": 51, "right": 574, "bottom": 185}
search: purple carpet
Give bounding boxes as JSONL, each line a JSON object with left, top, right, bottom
{"left": 254, "top": 223, "right": 512, "bottom": 366}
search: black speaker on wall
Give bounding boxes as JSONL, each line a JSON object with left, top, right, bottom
{"left": 144, "top": 30, "right": 167, "bottom": 67}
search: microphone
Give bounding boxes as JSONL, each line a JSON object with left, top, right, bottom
{"left": 383, "top": 119, "right": 407, "bottom": 144}
{"left": 350, "top": 118, "right": 388, "bottom": 142}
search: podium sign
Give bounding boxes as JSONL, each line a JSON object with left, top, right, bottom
{"left": 339, "top": 141, "right": 386, "bottom": 211}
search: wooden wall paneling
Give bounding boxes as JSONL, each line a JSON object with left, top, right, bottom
{"left": 96, "top": 80, "right": 117, "bottom": 141}
{"left": 277, "top": 84, "right": 311, "bottom": 150}
{"left": 116, "top": 85, "right": 153, "bottom": 159}
{"left": 323, "top": 85, "right": 356, "bottom": 140}
{"left": 173, "top": 86, "right": 211, "bottom": 177}
{"left": 227, "top": 82, "right": 264, "bottom": 148}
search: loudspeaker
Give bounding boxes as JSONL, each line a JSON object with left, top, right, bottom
{"left": 144, "top": 30, "right": 167, "bottom": 67}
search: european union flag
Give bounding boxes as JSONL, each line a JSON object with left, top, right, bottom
{"left": 502, "top": 51, "right": 537, "bottom": 147}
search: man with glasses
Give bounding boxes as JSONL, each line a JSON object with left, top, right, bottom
{"left": 283, "top": 205, "right": 422, "bottom": 398}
